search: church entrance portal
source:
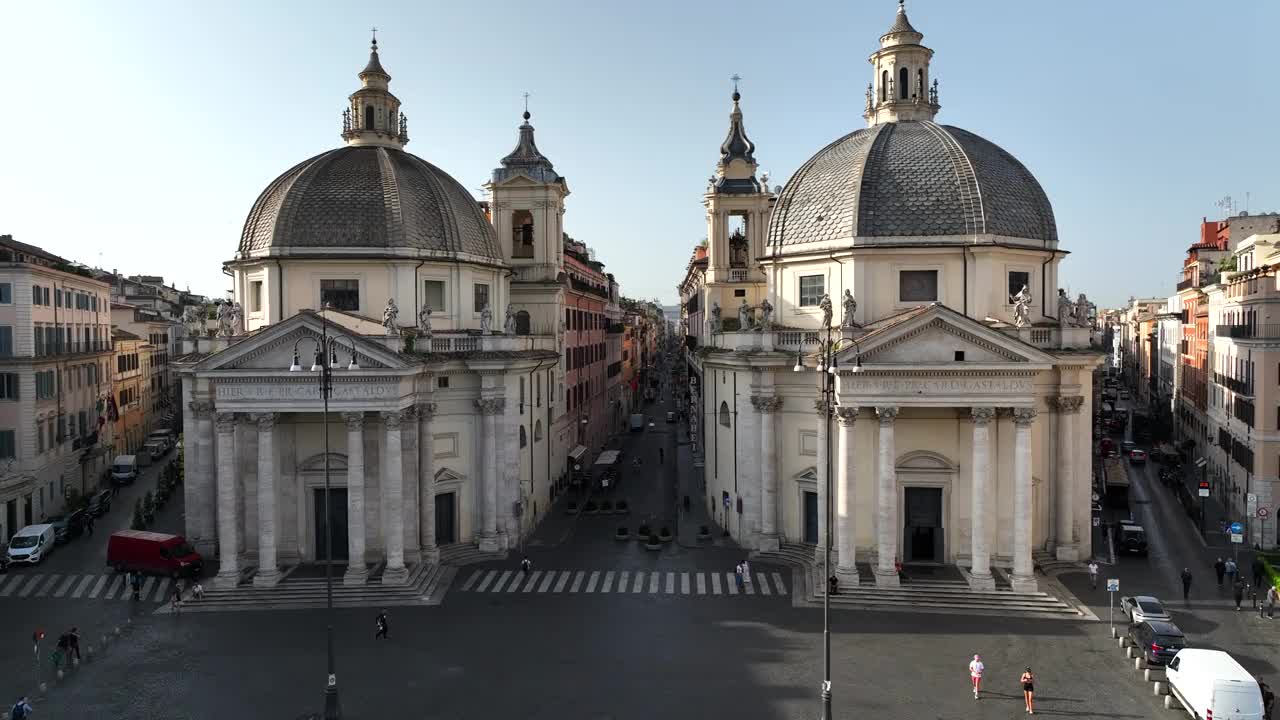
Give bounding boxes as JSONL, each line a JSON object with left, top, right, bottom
{"left": 802, "top": 491, "right": 819, "bottom": 544}
{"left": 435, "top": 491, "right": 456, "bottom": 545}
{"left": 903, "top": 487, "right": 943, "bottom": 562}
{"left": 312, "top": 488, "right": 349, "bottom": 562}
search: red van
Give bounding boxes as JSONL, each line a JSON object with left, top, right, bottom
{"left": 106, "top": 530, "right": 204, "bottom": 578}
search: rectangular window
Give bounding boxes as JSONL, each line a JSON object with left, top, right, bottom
{"left": 423, "top": 280, "right": 446, "bottom": 312}
{"left": 319, "top": 279, "right": 360, "bottom": 311}
{"left": 473, "top": 283, "right": 490, "bottom": 313}
{"left": 1007, "top": 271, "right": 1030, "bottom": 301}
{"left": 0, "top": 326, "right": 10, "bottom": 357}
{"left": 36, "top": 423, "right": 44, "bottom": 453}
{"left": 437, "top": 376, "right": 449, "bottom": 389}
{"left": 0, "top": 283, "right": 10, "bottom": 304}
{"left": 899, "top": 270, "right": 939, "bottom": 302}
{"left": 249, "top": 281, "right": 263, "bottom": 312}
{"left": 0, "top": 373, "right": 16, "bottom": 400}
{"left": 798, "top": 275, "right": 825, "bottom": 307}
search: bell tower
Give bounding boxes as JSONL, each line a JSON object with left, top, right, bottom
{"left": 864, "top": 1, "right": 941, "bottom": 126}
{"left": 341, "top": 30, "right": 410, "bottom": 149}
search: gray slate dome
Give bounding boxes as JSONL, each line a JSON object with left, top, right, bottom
{"left": 239, "top": 146, "right": 502, "bottom": 262}
{"left": 767, "top": 120, "right": 1057, "bottom": 249}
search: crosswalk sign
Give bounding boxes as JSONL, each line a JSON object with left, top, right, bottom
{"left": 1106, "top": 579, "right": 1119, "bottom": 592}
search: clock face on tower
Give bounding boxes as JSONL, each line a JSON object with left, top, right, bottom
{"left": 899, "top": 270, "right": 938, "bottom": 303}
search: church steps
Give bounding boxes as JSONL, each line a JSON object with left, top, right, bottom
{"left": 165, "top": 564, "right": 453, "bottom": 614}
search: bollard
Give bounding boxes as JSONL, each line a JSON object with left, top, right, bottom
{"left": 113, "top": 626, "right": 121, "bottom": 636}
{"left": 87, "top": 646, "right": 95, "bottom": 660}
{"left": 1154, "top": 681, "right": 1168, "bottom": 696}
{"left": 1127, "top": 647, "right": 1138, "bottom": 659}
{"left": 101, "top": 634, "right": 109, "bottom": 646}
{"left": 56, "top": 669, "right": 64, "bottom": 681}
{"left": 1111, "top": 626, "right": 1118, "bottom": 639}
{"left": 1117, "top": 637, "right": 1127, "bottom": 648}
{"left": 1145, "top": 669, "right": 1166, "bottom": 682}
{"left": 38, "top": 682, "right": 47, "bottom": 693}
{"left": 1164, "top": 694, "right": 1176, "bottom": 708}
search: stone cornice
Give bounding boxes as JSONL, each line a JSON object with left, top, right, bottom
{"left": 867, "top": 318, "right": 1026, "bottom": 363}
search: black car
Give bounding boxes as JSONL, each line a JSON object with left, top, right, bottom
{"left": 46, "top": 509, "right": 88, "bottom": 543}
{"left": 1117, "top": 523, "right": 1149, "bottom": 556}
{"left": 87, "top": 489, "right": 113, "bottom": 518}
{"left": 1127, "top": 620, "right": 1186, "bottom": 666}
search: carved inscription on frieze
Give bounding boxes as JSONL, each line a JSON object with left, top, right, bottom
{"left": 844, "top": 376, "right": 1033, "bottom": 396}
{"left": 215, "top": 382, "right": 398, "bottom": 402}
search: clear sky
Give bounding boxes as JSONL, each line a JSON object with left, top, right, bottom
{"left": 2, "top": 1, "right": 1276, "bottom": 308}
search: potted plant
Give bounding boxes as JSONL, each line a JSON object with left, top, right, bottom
{"left": 645, "top": 533, "right": 662, "bottom": 550}
{"left": 566, "top": 500, "right": 579, "bottom": 515}
{"left": 659, "top": 527, "right": 673, "bottom": 543}
{"left": 696, "top": 525, "right": 712, "bottom": 543}
{"left": 615, "top": 499, "right": 629, "bottom": 514}
{"left": 615, "top": 526, "right": 629, "bottom": 541}
{"left": 583, "top": 501, "right": 599, "bottom": 514}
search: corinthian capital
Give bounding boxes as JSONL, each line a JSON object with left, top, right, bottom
{"left": 342, "top": 412, "right": 364, "bottom": 431}
{"left": 875, "top": 406, "right": 898, "bottom": 425}
{"left": 476, "top": 398, "right": 506, "bottom": 415}
{"left": 382, "top": 410, "right": 405, "bottom": 430}
{"left": 835, "top": 407, "right": 859, "bottom": 426}
{"left": 254, "top": 412, "right": 277, "bottom": 431}
{"left": 417, "top": 402, "right": 438, "bottom": 422}
{"left": 1053, "top": 396, "right": 1084, "bottom": 414}
{"left": 1012, "top": 407, "right": 1038, "bottom": 425}
{"left": 189, "top": 400, "right": 214, "bottom": 418}
{"left": 214, "top": 412, "right": 236, "bottom": 433}
{"left": 970, "top": 406, "right": 996, "bottom": 425}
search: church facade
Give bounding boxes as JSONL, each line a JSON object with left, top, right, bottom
{"left": 177, "top": 38, "right": 605, "bottom": 587}
{"left": 681, "top": 3, "right": 1101, "bottom": 592}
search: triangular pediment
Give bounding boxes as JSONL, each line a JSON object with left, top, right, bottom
{"left": 193, "top": 311, "right": 410, "bottom": 373}
{"left": 848, "top": 304, "right": 1055, "bottom": 366}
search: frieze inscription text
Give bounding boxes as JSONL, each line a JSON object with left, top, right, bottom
{"left": 215, "top": 382, "right": 398, "bottom": 402}
{"left": 844, "top": 376, "right": 1032, "bottom": 396}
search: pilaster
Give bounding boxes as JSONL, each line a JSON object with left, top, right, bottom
{"left": 1052, "top": 396, "right": 1083, "bottom": 562}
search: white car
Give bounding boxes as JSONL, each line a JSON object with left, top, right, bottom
{"left": 1121, "top": 595, "right": 1171, "bottom": 624}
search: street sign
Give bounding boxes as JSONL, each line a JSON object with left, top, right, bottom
{"left": 1248, "top": 493, "right": 1259, "bottom": 514}
{"left": 1198, "top": 479, "right": 1210, "bottom": 497}
{"left": 1232, "top": 533, "right": 1244, "bottom": 544}
{"left": 1195, "top": 457, "right": 1207, "bottom": 468}
{"left": 1260, "top": 507, "right": 1271, "bottom": 519}
{"left": 1230, "top": 522, "right": 1244, "bottom": 534}
{"left": 1107, "top": 578, "right": 1119, "bottom": 592}
{"left": 1092, "top": 516, "right": 1100, "bottom": 527}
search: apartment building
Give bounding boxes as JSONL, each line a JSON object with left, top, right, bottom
{"left": 112, "top": 302, "right": 179, "bottom": 425}
{"left": 0, "top": 235, "right": 114, "bottom": 541}
{"left": 111, "top": 329, "right": 149, "bottom": 455}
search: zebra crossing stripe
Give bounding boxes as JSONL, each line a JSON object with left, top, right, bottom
{"left": 103, "top": 576, "right": 123, "bottom": 600}
{"left": 696, "top": 573, "right": 707, "bottom": 594}
{"left": 0, "top": 575, "right": 18, "bottom": 597}
{"left": 495, "top": 570, "right": 516, "bottom": 592}
{"left": 632, "top": 572, "right": 645, "bottom": 593}
{"left": 771, "top": 572, "right": 787, "bottom": 594}
{"left": 460, "top": 570, "right": 482, "bottom": 591}
{"left": 648, "top": 571, "right": 659, "bottom": 593}
{"left": 140, "top": 577, "right": 155, "bottom": 600}
{"left": 680, "top": 572, "right": 690, "bottom": 594}
{"left": 711, "top": 572, "right": 722, "bottom": 595}
{"left": 538, "top": 571, "right": 556, "bottom": 592}
{"left": 474, "top": 570, "right": 497, "bottom": 592}
{"left": 521, "top": 571, "right": 541, "bottom": 592}
{"left": 55, "top": 575, "right": 77, "bottom": 597}
{"left": 72, "top": 576, "right": 95, "bottom": 599}
{"left": 725, "top": 572, "right": 739, "bottom": 595}
{"left": 755, "top": 573, "right": 771, "bottom": 595}
{"left": 569, "top": 571, "right": 584, "bottom": 593}
{"left": 153, "top": 580, "right": 170, "bottom": 602}
{"left": 585, "top": 571, "right": 600, "bottom": 593}
{"left": 505, "top": 571, "right": 524, "bottom": 592}
{"left": 20, "top": 576, "right": 44, "bottom": 597}
{"left": 665, "top": 572, "right": 675, "bottom": 594}
{"left": 89, "top": 575, "right": 108, "bottom": 599}
{"left": 617, "top": 571, "right": 630, "bottom": 593}
{"left": 743, "top": 576, "right": 756, "bottom": 595}
{"left": 39, "top": 574, "right": 62, "bottom": 595}
{"left": 602, "top": 571, "right": 615, "bottom": 592}
{"left": 553, "top": 572, "right": 570, "bottom": 593}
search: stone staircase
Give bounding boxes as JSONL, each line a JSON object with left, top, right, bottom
{"left": 438, "top": 542, "right": 508, "bottom": 567}
{"left": 1033, "top": 549, "right": 1087, "bottom": 576}
{"left": 158, "top": 562, "right": 454, "bottom": 614}
{"left": 753, "top": 543, "right": 1089, "bottom": 620}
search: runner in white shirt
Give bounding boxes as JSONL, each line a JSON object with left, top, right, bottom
{"left": 1087, "top": 561, "right": 1099, "bottom": 590}
{"left": 969, "top": 654, "right": 985, "bottom": 699}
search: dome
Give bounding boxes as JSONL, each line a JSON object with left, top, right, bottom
{"left": 767, "top": 120, "right": 1057, "bottom": 249}
{"left": 238, "top": 145, "right": 503, "bottom": 262}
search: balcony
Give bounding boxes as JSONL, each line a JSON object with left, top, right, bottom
{"left": 1176, "top": 278, "right": 1195, "bottom": 291}
{"left": 29, "top": 340, "right": 112, "bottom": 358}
{"left": 1212, "top": 372, "right": 1253, "bottom": 397}
{"left": 728, "top": 268, "right": 749, "bottom": 282}
{"left": 1232, "top": 397, "right": 1255, "bottom": 428}
{"left": 1215, "top": 324, "right": 1280, "bottom": 340}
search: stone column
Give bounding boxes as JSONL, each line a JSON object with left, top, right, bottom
{"left": 875, "top": 406, "right": 900, "bottom": 586}
{"left": 189, "top": 401, "right": 217, "bottom": 556}
{"left": 754, "top": 396, "right": 782, "bottom": 551}
{"left": 477, "top": 398, "right": 504, "bottom": 552}
{"left": 381, "top": 410, "right": 409, "bottom": 585}
{"left": 214, "top": 412, "right": 240, "bottom": 589}
{"left": 834, "top": 406, "right": 859, "bottom": 586}
{"left": 1053, "top": 396, "right": 1083, "bottom": 562}
{"left": 968, "top": 406, "right": 996, "bottom": 590}
{"left": 252, "top": 413, "right": 280, "bottom": 587}
{"left": 418, "top": 402, "right": 438, "bottom": 563}
{"left": 815, "top": 398, "right": 830, "bottom": 562}
{"left": 1012, "top": 407, "right": 1038, "bottom": 592}
{"left": 342, "top": 412, "right": 367, "bottom": 585}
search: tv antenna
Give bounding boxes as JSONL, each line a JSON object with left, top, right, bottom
{"left": 1215, "top": 195, "right": 1236, "bottom": 217}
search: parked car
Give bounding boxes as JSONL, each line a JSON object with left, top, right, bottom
{"left": 147, "top": 430, "right": 175, "bottom": 452}
{"left": 1119, "top": 390, "right": 1131, "bottom": 400}
{"left": 1116, "top": 523, "right": 1149, "bottom": 556}
{"left": 143, "top": 440, "right": 167, "bottom": 461}
{"left": 1121, "top": 439, "right": 1136, "bottom": 453}
{"left": 1129, "top": 449, "right": 1148, "bottom": 464}
{"left": 110, "top": 455, "right": 139, "bottom": 486}
{"left": 1166, "top": 649, "right": 1265, "bottom": 720}
{"left": 6, "top": 524, "right": 57, "bottom": 565}
{"left": 106, "top": 530, "right": 204, "bottom": 578}
{"left": 86, "top": 489, "right": 114, "bottom": 518}
{"left": 46, "top": 509, "right": 88, "bottom": 543}
{"left": 1121, "top": 594, "right": 1171, "bottom": 623}
{"left": 666, "top": 411, "right": 676, "bottom": 423}
{"left": 1128, "top": 620, "right": 1187, "bottom": 666}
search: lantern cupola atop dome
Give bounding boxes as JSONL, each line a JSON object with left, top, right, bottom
{"left": 864, "top": 1, "right": 941, "bottom": 126}
{"left": 341, "top": 30, "right": 410, "bottom": 149}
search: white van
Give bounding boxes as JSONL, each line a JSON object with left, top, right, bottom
{"left": 7, "top": 524, "right": 56, "bottom": 565}
{"left": 1166, "top": 648, "right": 1264, "bottom": 720}
{"left": 110, "top": 455, "right": 139, "bottom": 487}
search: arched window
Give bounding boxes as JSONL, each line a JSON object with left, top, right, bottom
{"left": 899, "top": 67, "right": 909, "bottom": 99}
{"left": 519, "top": 425, "right": 527, "bottom": 448}
{"left": 917, "top": 69, "right": 924, "bottom": 98}
{"left": 880, "top": 70, "right": 888, "bottom": 101}
{"left": 364, "top": 105, "right": 374, "bottom": 130}
{"left": 534, "top": 419, "right": 543, "bottom": 441}
{"left": 516, "top": 311, "right": 531, "bottom": 335}
{"left": 719, "top": 401, "right": 731, "bottom": 427}
{"left": 511, "top": 210, "right": 535, "bottom": 258}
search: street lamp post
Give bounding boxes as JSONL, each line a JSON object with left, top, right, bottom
{"left": 289, "top": 306, "right": 359, "bottom": 720}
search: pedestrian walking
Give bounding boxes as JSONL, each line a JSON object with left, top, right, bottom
{"left": 1267, "top": 585, "right": 1278, "bottom": 619}
{"left": 969, "top": 654, "right": 985, "bottom": 699}
{"left": 1253, "top": 557, "right": 1266, "bottom": 589}
{"left": 520, "top": 556, "right": 532, "bottom": 577}
{"left": 1021, "top": 667, "right": 1036, "bottom": 714}
{"left": 85, "top": 516, "right": 94, "bottom": 536}
{"left": 68, "top": 627, "right": 80, "bottom": 661}
{"left": 130, "top": 572, "right": 142, "bottom": 601}
{"left": 1226, "top": 558, "right": 1238, "bottom": 584}
{"left": 192, "top": 582, "right": 204, "bottom": 600}
{"left": 1087, "top": 561, "right": 1098, "bottom": 589}
{"left": 742, "top": 559, "right": 752, "bottom": 587}
{"left": 53, "top": 633, "right": 69, "bottom": 669}
{"left": 170, "top": 584, "right": 182, "bottom": 614}
{"left": 828, "top": 575, "right": 838, "bottom": 596}
{"left": 9, "top": 696, "right": 33, "bottom": 720}
{"left": 1180, "top": 568, "right": 1193, "bottom": 602}
{"left": 1214, "top": 557, "right": 1226, "bottom": 587}
{"left": 734, "top": 563, "right": 744, "bottom": 592}
{"left": 1234, "top": 577, "right": 1246, "bottom": 610}
{"left": 375, "top": 610, "right": 389, "bottom": 640}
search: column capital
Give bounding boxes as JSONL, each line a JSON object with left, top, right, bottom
{"left": 417, "top": 401, "right": 438, "bottom": 421}
{"left": 835, "top": 406, "right": 859, "bottom": 426}
{"left": 1051, "top": 395, "right": 1084, "bottom": 414}
{"left": 381, "top": 409, "right": 407, "bottom": 430}
{"left": 1012, "top": 407, "right": 1038, "bottom": 426}
{"left": 875, "top": 406, "right": 898, "bottom": 425}
{"left": 214, "top": 412, "right": 236, "bottom": 433}
{"left": 253, "top": 412, "right": 277, "bottom": 431}
{"left": 970, "top": 406, "right": 996, "bottom": 425}
{"left": 476, "top": 397, "right": 506, "bottom": 415}
{"left": 189, "top": 400, "right": 215, "bottom": 419}
{"left": 814, "top": 398, "right": 832, "bottom": 416}
{"left": 341, "top": 411, "right": 364, "bottom": 430}
{"left": 752, "top": 396, "right": 783, "bottom": 413}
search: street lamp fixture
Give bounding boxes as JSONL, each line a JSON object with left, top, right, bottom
{"left": 814, "top": 333, "right": 838, "bottom": 720}
{"left": 287, "top": 307, "right": 358, "bottom": 720}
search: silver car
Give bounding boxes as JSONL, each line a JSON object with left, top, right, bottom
{"left": 1121, "top": 595, "right": 1171, "bottom": 624}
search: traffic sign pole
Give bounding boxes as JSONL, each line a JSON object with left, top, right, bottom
{"left": 1107, "top": 578, "right": 1120, "bottom": 636}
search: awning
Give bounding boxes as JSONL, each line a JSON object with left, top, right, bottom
{"left": 568, "top": 445, "right": 588, "bottom": 462}
{"left": 594, "top": 450, "right": 621, "bottom": 467}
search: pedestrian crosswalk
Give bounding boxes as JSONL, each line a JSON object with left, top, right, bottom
{"left": 0, "top": 572, "right": 174, "bottom": 604}
{"left": 454, "top": 568, "right": 790, "bottom": 598}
